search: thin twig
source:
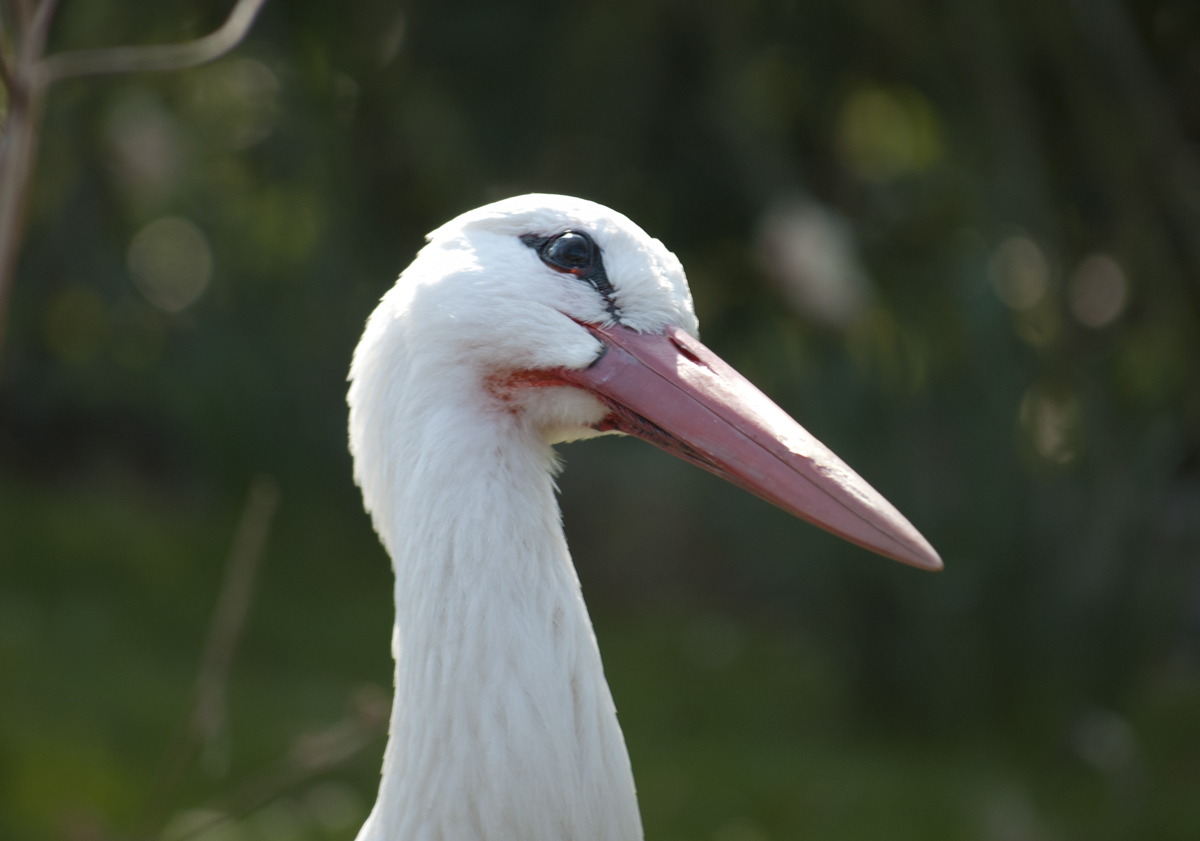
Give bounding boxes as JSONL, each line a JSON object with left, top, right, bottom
{"left": 0, "top": 96, "right": 40, "bottom": 352}
{"left": 137, "top": 474, "right": 281, "bottom": 840}
{"left": 194, "top": 473, "right": 280, "bottom": 741}
{"left": 0, "top": 0, "right": 57, "bottom": 357}
{"left": 12, "top": 0, "right": 32, "bottom": 30}
{"left": 170, "top": 705, "right": 388, "bottom": 841}
{"left": 0, "top": 46, "right": 13, "bottom": 97}
{"left": 0, "top": 0, "right": 269, "bottom": 365}
{"left": 19, "top": 0, "right": 55, "bottom": 68}
{"left": 1067, "top": 0, "right": 1200, "bottom": 302}
{"left": 37, "top": 0, "right": 268, "bottom": 85}
{"left": 0, "top": 8, "right": 13, "bottom": 96}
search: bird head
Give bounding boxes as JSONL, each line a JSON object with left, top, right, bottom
{"left": 350, "top": 194, "right": 941, "bottom": 571}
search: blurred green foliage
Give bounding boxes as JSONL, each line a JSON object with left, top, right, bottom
{"left": 2, "top": 0, "right": 1200, "bottom": 839}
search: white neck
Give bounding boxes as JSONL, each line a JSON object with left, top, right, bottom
{"left": 351, "top": 352, "right": 643, "bottom": 841}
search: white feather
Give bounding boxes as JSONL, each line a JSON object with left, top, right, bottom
{"left": 348, "top": 195, "right": 698, "bottom": 841}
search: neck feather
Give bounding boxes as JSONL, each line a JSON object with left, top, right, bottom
{"left": 351, "top": 360, "right": 642, "bottom": 841}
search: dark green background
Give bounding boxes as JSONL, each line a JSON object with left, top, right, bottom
{"left": 2, "top": 0, "right": 1199, "bottom": 839}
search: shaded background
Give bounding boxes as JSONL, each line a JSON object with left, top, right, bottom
{"left": 2, "top": 0, "right": 1200, "bottom": 839}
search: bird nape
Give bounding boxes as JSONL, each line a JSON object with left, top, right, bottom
{"left": 346, "top": 194, "right": 941, "bottom": 841}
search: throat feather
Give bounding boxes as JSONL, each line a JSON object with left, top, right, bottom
{"left": 357, "top": 420, "right": 644, "bottom": 841}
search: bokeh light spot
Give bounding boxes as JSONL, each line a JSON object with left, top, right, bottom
{"left": 377, "top": 11, "right": 407, "bottom": 68}
{"left": 1068, "top": 253, "right": 1127, "bottom": 328}
{"left": 304, "top": 781, "right": 366, "bottom": 832}
{"left": 980, "top": 786, "right": 1048, "bottom": 841}
{"left": 1014, "top": 301, "right": 1060, "bottom": 349}
{"left": 756, "top": 197, "right": 873, "bottom": 329}
{"left": 990, "top": 236, "right": 1049, "bottom": 310}
{"left": 105, "top": 92, "right": 183, "bottom": 200}
{"left": 1020, "top": 387, "right": 1080, "bottom": 464}
{"left": 837, "top": 86, "right": 942, "bottom": 181}
{"left": 1073, "top": 708, "right": 1138, "bottom": 774}
{"left": 44, "top": 286, "right": 110, "bottom": 363}
{"left": 185, "top": 58, "right": 281, "bottom": 149}
{"left": 127, "top": 217, "right": 213, "bottom": 313}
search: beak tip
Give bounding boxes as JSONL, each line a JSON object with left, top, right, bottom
{"left": 897, "top": 539, "right": 943, "bottom": 572}
{"left": 918, "top": 554, "right": 945, "bottom": 573}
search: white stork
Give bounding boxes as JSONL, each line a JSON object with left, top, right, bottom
{"left": 346, "top": 194, "right": 941, "bottom": 841}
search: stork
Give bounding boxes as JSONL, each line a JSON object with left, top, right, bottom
{"left": 346, "top": 194, "right": 941, "bottom": 841}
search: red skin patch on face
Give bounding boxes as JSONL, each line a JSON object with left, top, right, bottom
{"left": 485, "top": 369, "right": 573, "bottom": 414}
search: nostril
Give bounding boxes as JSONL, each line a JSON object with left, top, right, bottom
{"left": 671, "top": 337, "right": 708, "bottom": 369}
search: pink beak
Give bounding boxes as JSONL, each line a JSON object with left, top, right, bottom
{"left": 557, "top": 322, "right": 942, "bottom": 571}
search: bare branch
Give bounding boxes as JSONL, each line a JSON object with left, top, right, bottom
{"left": 12, "top": 0, "right": 32, "bottom": 30}
{"left": 37, "top": 0, "right": 268, "bottom": 85}
{"left": 18, "top": 0, "right": 55, "bottom": 68}
{"left": 0, "top": 0, "right": 57, "bottom": 358}
{"left": 194, "top": 473, "right": 280, "bottom": 739}
{"left": 1067, "top": 0, "right": 1200, "bottom": 303}
{"left": 0, "top": 0, "right": 269, "bottom": 364}
{"left": 169, "top": 698, "right": 388, "bottom": 841}
{"left": 0, "top": 45, "right": 14, "bottom": 97}
{"left": 0, "top": 7, "right": 10, "bottom": 89}
{"left": 137, "top": 474, "right": 280, "bottom": 839}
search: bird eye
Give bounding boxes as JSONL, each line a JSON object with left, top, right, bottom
{"left": 542, "top": 231, "right": 594, "bottom": 274}
{"left": 520, "top": 229, "right": 618, "bottom": 315}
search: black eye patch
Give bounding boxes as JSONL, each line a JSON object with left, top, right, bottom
{"left": 521, "top": 230, "right": 619, "bottom": 316}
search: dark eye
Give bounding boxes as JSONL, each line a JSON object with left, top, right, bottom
{"left": 542, "top": 231, "right": 594, "bottom": 273}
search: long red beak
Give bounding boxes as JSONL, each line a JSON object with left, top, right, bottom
{"left": 557, "top": 322, "right": 942, "bottom": 571}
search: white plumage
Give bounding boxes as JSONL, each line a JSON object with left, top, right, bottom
{"left": 347, "top": 194, "right": 939, "bottom": 841}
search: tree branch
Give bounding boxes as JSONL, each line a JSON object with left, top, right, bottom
{"left": 1067, "top": 0, "right": 1200, "bottom": 300}
{"left": 0, "top": 6, "right": 11, "bottom": 93}
{"left": 12, "top": 0, "right": 32, "bottom": 30}
{"left": 136, "top": 474, "right": 280, "bottom": 840}
{"left": 19, "top": 0, "right": 55, "bottom": 68}
{"left": 0, "top": 0, "right": 57, "bottom": 358}
{"left": 169, "top": 697, "right": 388, "bottom": 841}
{"left": 0, "top": 0, "right": 269, "bottom": 365}
{"left": 37, "top": 0, "right": 268, "bottom": 85}
{"left": 0, "top": 44, "right": 14, "bottom": 97}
